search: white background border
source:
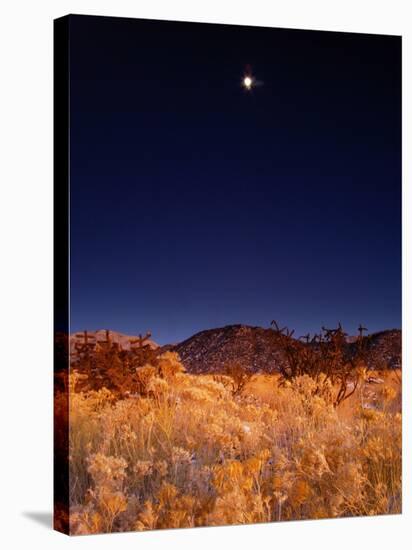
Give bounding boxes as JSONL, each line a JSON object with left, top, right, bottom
{"left": 0, "top": 1, "right": 410, "bottom": 548}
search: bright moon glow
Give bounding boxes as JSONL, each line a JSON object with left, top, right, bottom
{"left": 243, "top": 76, "right": 253, "bottom": 89}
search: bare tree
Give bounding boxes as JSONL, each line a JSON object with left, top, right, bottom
{"left": 270, "top": 321, "right": 369, "bottom": 406}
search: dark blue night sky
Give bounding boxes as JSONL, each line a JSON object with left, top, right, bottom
{"left": 69, "top": 15, "right": 401, "bottom": 344}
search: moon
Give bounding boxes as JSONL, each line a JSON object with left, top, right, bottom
{"left": 243, "top": 76, "right": 253, "bottom": 90}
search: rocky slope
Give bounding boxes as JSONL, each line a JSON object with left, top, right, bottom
{"left": 358, "top": 329, "right": 402, "bottom": 370}
{"left": 173, "top": 324, "right": 284, "bottom": 374}
{"left": 172, "top": 324, "right": 402, "bottom": 374}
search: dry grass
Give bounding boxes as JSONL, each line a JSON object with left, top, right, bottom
{"left": 64, "top": 352, "right": 402, "bottom": 534}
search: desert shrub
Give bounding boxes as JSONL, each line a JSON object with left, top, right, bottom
{"left": 67, "top": 352, "right": 402, "bottom": 534}
{"left": 221, "top": 362, "right": 253, "bottom": 396}
{"left": 270, "top": 321, "right": 370, "bottom": 406}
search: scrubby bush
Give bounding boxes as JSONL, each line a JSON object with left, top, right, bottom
{"left": 59, "top": 352, "right": 401, "bottom": 534}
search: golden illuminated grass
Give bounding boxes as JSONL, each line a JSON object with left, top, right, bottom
{"left": 66, "top": 353, "right": 402, "bottom": 534}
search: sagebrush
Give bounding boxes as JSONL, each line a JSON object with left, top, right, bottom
{"left": 55, "top": 351, "right": 401, "bottom": 534}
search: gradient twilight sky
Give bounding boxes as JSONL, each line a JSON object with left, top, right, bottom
{"left": 69, "top": 15, "right": 401, "bottom": 344}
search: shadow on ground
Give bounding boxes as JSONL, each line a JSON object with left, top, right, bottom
{"left": 23, "top": 511, "right": 53, "bottom": 529}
